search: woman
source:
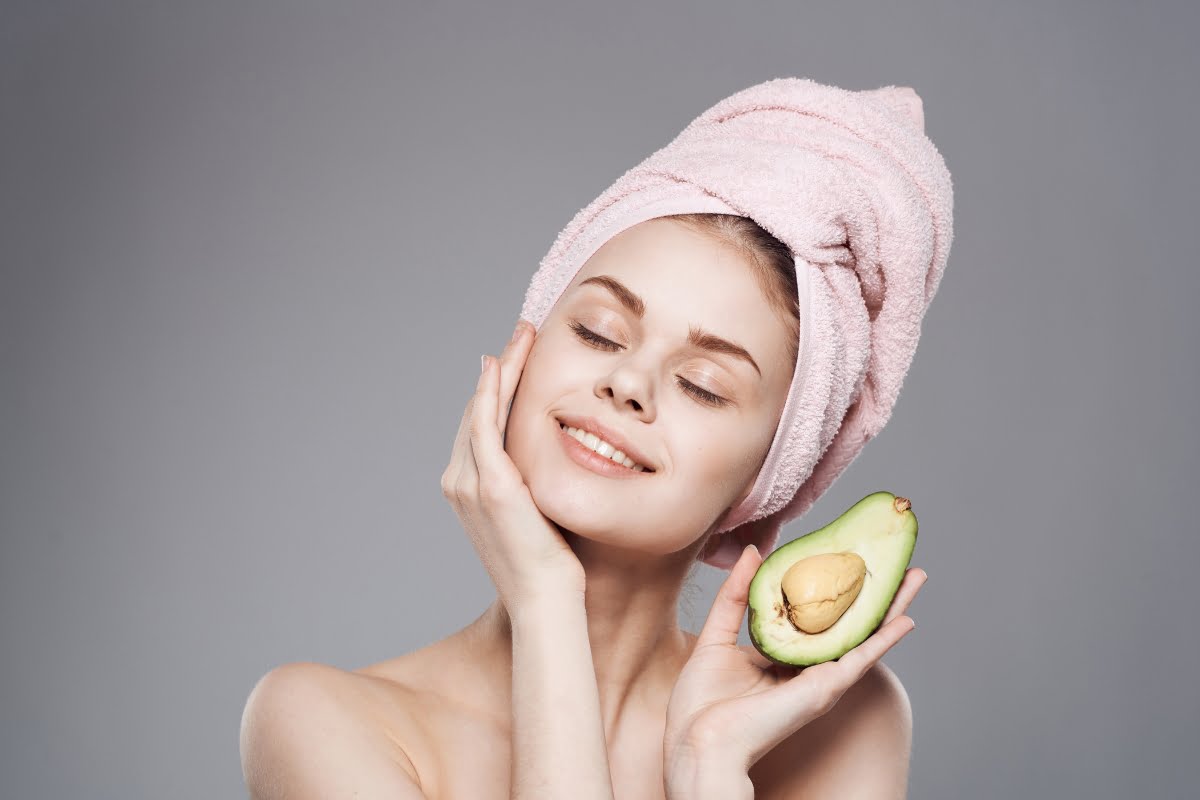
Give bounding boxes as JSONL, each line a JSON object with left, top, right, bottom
{"left": 241, "top": 78, "right": 951, "bottom": 799}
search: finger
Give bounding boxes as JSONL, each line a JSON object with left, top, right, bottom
{"left": 829, "top": 613, "right": 915, "bottom": 681}
{"left": 756, "top": 612, "right": 914, "bottom": 734}
{"left": 882, "top": 567, "right": 928, "bottom": 625}
{"left": 496, "top": 320, "right": 535, "bottom": 440}
{"left": 469, "top": 355, "right": 515, "bottom": 484}
{"left": 695, "top": 544, "right": 763, "bottom": 650}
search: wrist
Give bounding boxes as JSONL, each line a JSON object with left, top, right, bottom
{"left": 506, "top": 588, "right": 586, "bottom": 629}
{"left": 665, "top": 746, "right": 752, "bottom": 800}
{"left": 665, "top": 763, "right": 753, "bottom": 800}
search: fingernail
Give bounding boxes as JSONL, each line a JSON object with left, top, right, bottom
{"left": 511, "top": 320, "right": 527, "bottom": 343}
{"left": 481, "top": 355, "right": 488, "bottom": 373}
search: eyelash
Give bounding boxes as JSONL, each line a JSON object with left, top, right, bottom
{"left": 568, "top": 321, "right": 730, "bottom": 408}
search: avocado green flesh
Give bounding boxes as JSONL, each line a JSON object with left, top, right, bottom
{"left": 748, "top": 492, "right": 917, "bottom": 667}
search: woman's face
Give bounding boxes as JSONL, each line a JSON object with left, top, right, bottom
{"left": 504, "top": 218, "right": 796, "bottom": 557}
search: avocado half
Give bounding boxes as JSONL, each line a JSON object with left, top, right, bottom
{"left": 747, "top": 491, "right": 918, "bottom": 667}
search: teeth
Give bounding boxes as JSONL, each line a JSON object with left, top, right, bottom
{"left": 560, "top": 423, "right": 649, "bottom": 472}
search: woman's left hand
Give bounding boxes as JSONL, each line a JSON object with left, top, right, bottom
{"left": 663, "top": 543, "right": 927, "bottom": 781}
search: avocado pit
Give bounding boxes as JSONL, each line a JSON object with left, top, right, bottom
{"left": 780, "top": 551, "right": 867, "bottom": 634}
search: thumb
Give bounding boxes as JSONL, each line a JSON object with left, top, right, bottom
{"left": 695, "top": 544, "right": 762, "bottom": 650}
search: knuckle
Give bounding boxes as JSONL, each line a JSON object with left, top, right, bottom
{"left": 458, "top": 475, "right": 478, "bottom": 500}
{"left": 809, "top": 682, "right": 839, "bottom": 714}
{"left": 478, "top": 476, "right": 515, "bottom": 506}
{"left": 821, "top": 685, "right": 845, "bottom": 712}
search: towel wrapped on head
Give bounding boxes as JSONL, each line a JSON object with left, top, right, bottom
{"left": 519, "top": 77, "right": 955, "bottom": 569}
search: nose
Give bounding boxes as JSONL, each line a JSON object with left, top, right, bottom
{"left": 595, "top": 359, "right": 655, "bottom": 420}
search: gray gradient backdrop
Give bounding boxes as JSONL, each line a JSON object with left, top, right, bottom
{"left": 3, "top": 1, "right": 1197, "bottom": 798}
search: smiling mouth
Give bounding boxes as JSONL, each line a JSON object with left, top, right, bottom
{"left": 556, "top": 420, "right": 655, "bottom": 473}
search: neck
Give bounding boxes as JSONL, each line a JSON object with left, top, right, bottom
{"left": 470, "top": 532, "right": 711, "bottom": 728}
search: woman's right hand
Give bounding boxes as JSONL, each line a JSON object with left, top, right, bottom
{"left": 440, "top": 319, "right": 586, "bottom": 614}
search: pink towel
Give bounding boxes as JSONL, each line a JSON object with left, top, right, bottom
{"left": 518, "top": 77, "right": 954, "bottom": 569}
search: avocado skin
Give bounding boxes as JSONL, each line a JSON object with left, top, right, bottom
{"left": 745, "top": 491, "right": 918, "bottom": 668}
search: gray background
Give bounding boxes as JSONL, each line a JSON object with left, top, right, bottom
{"left": 2, "top": 1, "right": 1196, "bottom": 797}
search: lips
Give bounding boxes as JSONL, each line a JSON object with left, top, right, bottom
{"left": 554, "top": 413, "right": 657, "bottom": 473}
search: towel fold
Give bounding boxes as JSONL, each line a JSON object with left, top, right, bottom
{"left": 519, "top": 77, "right": 954, "bottom": 569}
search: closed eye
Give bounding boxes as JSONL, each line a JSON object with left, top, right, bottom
{"left": 569, "top": 320, "right": 621, "bottom": 352}
{"left": 677, "top": 379, "right": 726, "bottom": 407}
{"left": 568, "top": 321, "right": 730, "bottom": 408}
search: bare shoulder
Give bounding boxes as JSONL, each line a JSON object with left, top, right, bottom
{"left": 750, "top": 662, "right": 914, "bottom": 800}
{"left": 239, "top": 660, "right": 427, "bottom": 798}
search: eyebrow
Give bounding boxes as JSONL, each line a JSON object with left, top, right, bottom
{"left": 577, "top": 275, "right": 762, "bottom": 377}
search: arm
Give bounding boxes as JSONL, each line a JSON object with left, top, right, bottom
{"left": 443, "top": 329, "right": 614, "bottom": 797}
{"left": 509, "top": 594, "right": 615, "bottom": 800}
{"left": 239, "top": 662, "right": 427, "bottom": 799}
{"left": 665, "top": 750, "right": 754, "bottom": 800}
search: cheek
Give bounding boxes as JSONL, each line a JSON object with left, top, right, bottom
{"left": 685, "top": 433, "right": 761, "bottom": 501}
{"left": 666, "top": 411, "right": 777, "bottom": 526}
{"left": 518, "top": 335, "right": 561, "bottom": 389}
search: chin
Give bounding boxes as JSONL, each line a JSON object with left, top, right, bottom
{"left": 521, "top": 476, "right": 622, "bottom": 537}
{"left": 509, "top": 412, "right": 629, "bottom": 498}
